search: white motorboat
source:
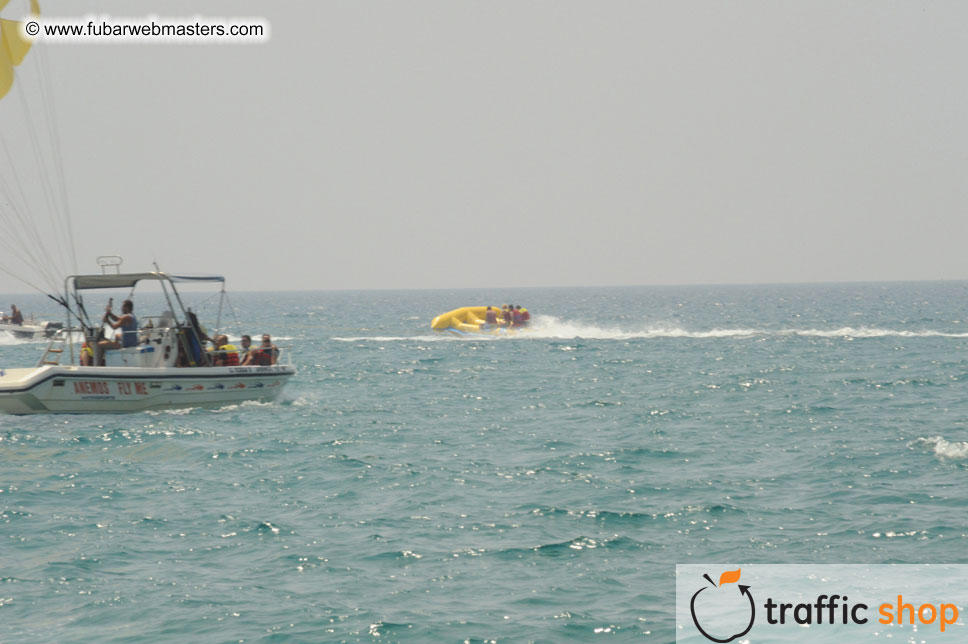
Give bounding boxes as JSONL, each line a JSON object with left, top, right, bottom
{"left": 0, "top": 271, "right": 295, "bottom": 414}
{"left": 0, "top": 316, "right": 62, "bottom": 340}
{"left": 2, "top": 36, "right": 294, "bottom": 414}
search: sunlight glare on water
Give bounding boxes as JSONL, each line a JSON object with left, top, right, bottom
{"left": 2, "top": 282, "right": 968, "bottom": 642}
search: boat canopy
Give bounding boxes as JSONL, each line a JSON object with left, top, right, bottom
{"left": 70, "top": 272, "right": 225, "bottom": 291}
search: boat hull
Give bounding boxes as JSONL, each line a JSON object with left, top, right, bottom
{"left": 1, "top": 323, "right": 52, "bottom": 340}
{"left": 439, "top": 325, "right": 523, "bottom": 337}
{"left": 0, "top": 365, "right": 295, "bottom": 414}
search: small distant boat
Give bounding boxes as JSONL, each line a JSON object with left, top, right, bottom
{"left": 431, "top": 306, "right": 529, "bottom": 336}
{"left": 0, "top": 317, "right": 63, "bottom": 340}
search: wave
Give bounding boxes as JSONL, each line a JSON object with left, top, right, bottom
{"left": 912, "top": 436, "right": 968, "bottom": 460}
{"left": 223, "top": 334, "right": 294, "bottom": 342}
{"left": 332, "top": 335, "right": 457, "bottom": 343}
{"left": 529, "top": 317, "right": 968, "bottom": 340}
{"left": 0, "top": 331, "right": 47, "bottom": 345}
{"left": 776, "top": 327, "right": 968, "bottom": 339}
{"left": 526, "top": 317, "right": 760, "bottom": 339}
{"left": 0, "top": 332, "right": 25, "bottom": 345}
{"left": 492, "top": 535, "right": 645, "bottom": 559}
{"left": 330, "top": 320, "right": 968, "bottom": 342}
{"left": 520, "top": 506, "right": 665, "bottom": 527}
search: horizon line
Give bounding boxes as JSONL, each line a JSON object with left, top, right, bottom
{"left": 1, "top": 276, "right": 966, "bottom": 297}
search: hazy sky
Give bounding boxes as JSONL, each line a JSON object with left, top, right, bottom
{"left": 1, "top": 1, "right": 967, "bottom": 293}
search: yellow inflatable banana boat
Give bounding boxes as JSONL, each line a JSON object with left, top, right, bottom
{"left": 431, "top": 306, "right": 525, "bottom": 336}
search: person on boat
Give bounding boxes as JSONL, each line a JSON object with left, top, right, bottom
{"left": 2, "top": 304, "right": 24, "bottom": 325}
{"left": 262, "top": 334, "right": 280, "bottom": 365}
{"left": 99, "top": 299, "right": 139, "bottom": 353}
{"left": 484, "top": 306, "right": 498, "bottom": 326}
{"left": 210, "top": 335, "right": 239, "bottom": 366}
{"left": 517, "top": 305, "right": 530, "bottom": 326}
{"left": 511, "top": 305, "right": 523, "bottom": 327}
{"left": 243, "top": 334, "right": 278, "bottom": 366}
{"left": 206, "top": 337, "right": 218, "bottom": 365}
{"left": 182, "top": 309, "right": 212, "bottom": 366}
{"left": 239, "top": 335, "right": 252, "bottom": 363}
{"left": 79, "top": 341, "right": 94, "bottom": 367}
{"left": 502, "top": 305, "right": 512, "bottom": 326}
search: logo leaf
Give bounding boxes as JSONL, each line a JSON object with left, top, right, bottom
{"left": 719, "top": 568, "right": 741, "bottom": 586}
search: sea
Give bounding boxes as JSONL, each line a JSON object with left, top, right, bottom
{"left": 2, "top": 281, "right": 968, "bottom": 643}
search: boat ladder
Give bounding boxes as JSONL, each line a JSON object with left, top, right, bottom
{"left": 40, "top": 333, "right": 69, "bottom": 366}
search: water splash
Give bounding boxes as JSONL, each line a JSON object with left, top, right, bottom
{"left": 0, "top": 331, "right": 38, "bottom": 345}
{"left": 526, "top": 316, "right": 760, "bottom": 340}
{"left": 529, "top": 317, "right": 968, "bottom": 340}
{"left": 0, "top": 332, "right": 24, "bottom": 346}
{"left": 912, "top": 436, "right": 968, "bottom": 460}
{"left": 332, "top": 335, "right": 459, "bottom": 342}
{"left": 332, "top": 317, "right": 968, "bottom": 342}
{"left": 778, "top": 327, "right": 968, "bottom": 339}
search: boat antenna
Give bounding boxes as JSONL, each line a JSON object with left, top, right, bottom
{"left": 221, "top": 290, "right": 243, "bottom": 335}
{"left": 153, "top": 261, "right": 181, "bottom": 323}
{"left": 215, "top": 284, "right": 226, "bottom": 334}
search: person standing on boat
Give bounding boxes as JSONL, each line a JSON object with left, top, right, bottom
{"left": 2, "top": 304, "right": 23, "bottom": 325}
{"left": 99, "top": 299, "right": 139, "bottom": 351}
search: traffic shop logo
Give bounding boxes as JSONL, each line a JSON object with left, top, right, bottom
{"left": 689, "top": 568, "right": 755, "bottom": 643}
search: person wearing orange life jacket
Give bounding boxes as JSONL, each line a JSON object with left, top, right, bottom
{"left": 80, "top": 341, "right": 94, "bottom": 366}
{"left": 211, "top": 334, "right": 239, "bottom": 366}
{"left": 243, "top": 334, "right": 278, "bottom": 366}
{"left": 511, "top": 305, "right": 523, "bottom": 327}
{"left": 485, "top": 306, "right": 498, "bottom": 326}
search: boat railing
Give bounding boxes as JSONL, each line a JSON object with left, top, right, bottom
{"left": 38, "top": 326, "right": 293, "bottom": 369}
{"left": 276, "top": 346, "right": 291, "bottom": 367}
{"left": 271, "top": 345, "right": 291, "bottom": 367}
{"left": 205, "top": 345, "right": 291, "bottom": 367}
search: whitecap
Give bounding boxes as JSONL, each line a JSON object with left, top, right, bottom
{"left": 330, "top": 318, "right": 968, "bottom": 342}
{"left": 912, "top": 436, "right": 968, "bottom": 460}
{"left": 331, "top": 335, "right": 455, "bottom": 342}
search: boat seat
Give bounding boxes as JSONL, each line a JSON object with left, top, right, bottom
{"left": 104, "top": 345, "right": 157, "bottom": 367}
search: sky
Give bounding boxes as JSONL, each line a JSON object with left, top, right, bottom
{"left": 1, "top": 1, "right": 967, "bottom": 293}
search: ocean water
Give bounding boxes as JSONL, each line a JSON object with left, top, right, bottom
{"left": 2, "top": 282, "right": 968, "bottom": 643}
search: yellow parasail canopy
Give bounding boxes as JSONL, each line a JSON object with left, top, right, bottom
{"left": 0, "top": 0, "right": 40, "bottom": 100}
